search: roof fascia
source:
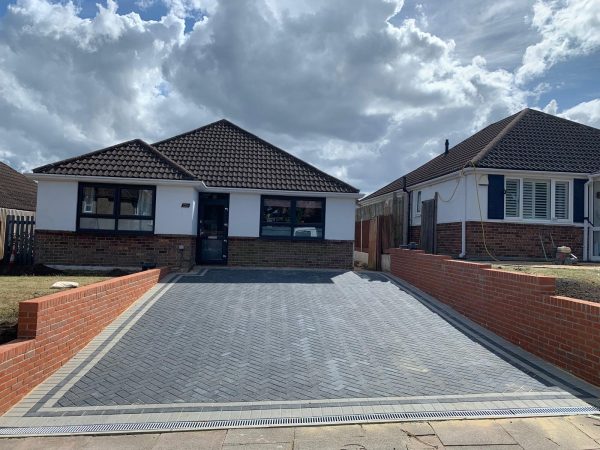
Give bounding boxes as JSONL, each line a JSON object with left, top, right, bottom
{"left": 198, "top": 182, "right": 362, "bottom": 198}
{"left": 358, "top": 191, "right": 396, "bottom": 206}
{"left": 26, "top": 173, "right": 202, "bottom": 187}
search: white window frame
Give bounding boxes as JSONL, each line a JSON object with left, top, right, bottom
{"left": 415, "top": 191, "right": 422, "bottom": 216}
{"left": 502, "top": 176, "right": 572, "bottom": 223}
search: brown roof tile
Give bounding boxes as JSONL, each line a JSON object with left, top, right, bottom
{"left": 34, "top": 121, "right": 358, "bottom": 194}
{"left": 33, "top": 139, "right": 196, "bottom": 181}
{"left": 0, "top": 162, "right": 37, "bottom": 211}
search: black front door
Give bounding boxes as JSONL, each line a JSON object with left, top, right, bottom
{"left": 197, "top": 193, "right": 229, "bottom": 264}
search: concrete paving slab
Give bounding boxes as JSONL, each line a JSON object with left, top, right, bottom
{"left": 154, "top": 430, "right": 226, "bottom": 449}
{"left": 397, "top": 421, "right": 436, "bottom": 436}
{"left": 294, "top": 436, "right": 410, "bottom": 450}
{"left": 431, "top": 419, "right": 517, "bottom": 446}
{"left": 497, "top": 418, "right": 565, "bottom": 449}
{"left": 499, "top": 417, "right": 600, "bottom": 449}
{"left": 567, "top": 415, "right": 600, "bottom": 440}
{"left": 222, "top": 444, "right": 291, "bottom": 450}
{"left": 293, "top": 424, "right": 365, "bottom": 440}
{"left": 0, "top": 436, "right": 91, "bottom": 450}
{"left": 406, "top": 434, "right": 446, "bottom": 449}
{"left": 223, "top": 427, "right": 294, "bottom": 445}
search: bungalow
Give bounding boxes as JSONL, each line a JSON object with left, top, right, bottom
{"left": 0, "top": 162, "right": 37, "bottom": 261}
{"left": 29, "top": 120, "right": 360, "bottom": 269}
{"left": 359, "top": 108, "right": 600, "bottom": 261}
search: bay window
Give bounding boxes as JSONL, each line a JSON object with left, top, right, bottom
{"left": 78, "top": 184, "right": 155, "bottom": 233}
{"left": 261, "top": 196, "right": 324, "bottom": 239}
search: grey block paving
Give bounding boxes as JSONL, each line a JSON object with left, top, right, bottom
{"left": 56, "top": 269, "right": 558, "bottom": 407}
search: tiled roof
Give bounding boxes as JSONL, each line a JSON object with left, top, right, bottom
{"left": 154, "top": 120, "right": 358, "bottom": 193}
{"left": 0, "top": 162, "right": 37, "bottom": 211}
{"left": 361, "top": 108, "right": 600, "bottom": 202}
{"left": 34, "top": 120, "right": 358, "bottom": 194}
{"left": 33, "top": 140, "right": 196, "bottom": 180}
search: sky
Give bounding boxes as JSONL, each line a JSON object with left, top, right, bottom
{"left": 0, "top": 0, "right": 599, "bottom": 194}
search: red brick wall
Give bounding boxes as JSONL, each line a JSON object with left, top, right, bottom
{"left": 466, "top": 222, "right": 583, "bottom": 259}
{"left": 35, "top": 230, "right": 196, "bottom": 269}
{"left": 409, "top": 226, "right": 420, "bottom": 245}
{"left": 409, "top": 222, "right": 583, "bottom": 259}
{"left": 0, "top": 268, "right": 169, "bottom": 414}
{"left": 389, "top": 249, "right": 600, "bottom": 386}
{"left": 229, "top": 238, "right": 353, "bottom": 269}
{"left": 436, "top": 222, "right": 462, "bottom": 256}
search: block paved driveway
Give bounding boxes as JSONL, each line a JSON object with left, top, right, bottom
{"left": 2, "top": 268, "right": 598, "bottom": 435}
{"left": 59, "top": 270, "right": 558, "bottom": 405}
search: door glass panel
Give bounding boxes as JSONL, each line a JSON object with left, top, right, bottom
{"left": 201, "top": 240, "right": 224, "bottom": 261}
{"left": 202, "top": 204, "right": 224, "bottom": 237}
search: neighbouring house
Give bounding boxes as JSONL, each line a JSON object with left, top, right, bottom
{"left": 29, "top": 120, "right": 360, "bottom": 269}
{"left": 358, "top": 108, "right": 600, "bottom": 262}
{"left": 0, "top": 162, "right": 37, "bottom": 261}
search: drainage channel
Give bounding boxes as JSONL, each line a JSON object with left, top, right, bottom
{"left": 1, "top": 406, "right": 598, "bottom": 437}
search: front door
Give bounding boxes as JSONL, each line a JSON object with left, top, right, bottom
{"left": 197, "top": 193, "right": 229, "bottom": 264}
{"left": 592, "top": 181, "right": 600, "bottom": 261}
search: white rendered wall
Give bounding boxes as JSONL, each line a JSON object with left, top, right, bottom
{"left": 411, "top": 173, "right": 487, "bottom": 225}
{"left": 325, "top": 197, "right": 355, "bottom": 240}
{"left": 154, "top": 185, "right": 197, "bottom": 235}
{"left": 228, "top": 193, "right": 261, "bottom": 237}
{"left": 36, "top": 180, "right": 78, "bottom": 231}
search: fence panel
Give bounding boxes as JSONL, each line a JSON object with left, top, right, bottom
{"left": 3, "top": 215, "right": 35, "bottom": 265}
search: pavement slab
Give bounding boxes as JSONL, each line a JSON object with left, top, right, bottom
{"left": 431, "top": 419, "right": 517, "bottom": 446}
{"left": 499, "top": 417, "right": 600, "bottom": 449}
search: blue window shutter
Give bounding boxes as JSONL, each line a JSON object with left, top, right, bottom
{"left": 487, "top": 175, "right": 504, "bottom": 219}
{"left": 573, "top": 178, "right": 587, "bottom": 223}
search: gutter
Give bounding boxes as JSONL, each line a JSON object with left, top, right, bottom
{"left": 26, "top": 174, "right": 361, "bottom": 199}
{"left": 197, "top": 182, "right": 363, "bottom": 199}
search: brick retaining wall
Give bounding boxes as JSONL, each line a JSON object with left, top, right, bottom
{"left": 410, "top": 222, "right": 583, "bottom": 259}
{"left": 466, "top": 222, "right": 583, "bottom": 259}
{"left": 388, "top": 248, "right": 600, "bottom": 386}
{"left": 35, "top": 230, "right": 195, "bottom": 269}
{"left": 0, "top": 268, "right": 169, "bottom": 414}
{"left": 228, "top": 238, "right": 354, "bottom": 269}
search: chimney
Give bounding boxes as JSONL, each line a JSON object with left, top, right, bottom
{"left": 444, "top": 139, "right": 449, "bottom": 155}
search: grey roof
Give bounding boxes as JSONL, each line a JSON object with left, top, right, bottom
{"left": 0, "top": 162, "right": 37, "bottom": 211}
{"left": 34, "top": 120, "right": 358, "bottom": 194}
{"left": 361, "top": 108, "right": 600, "bottom": 202}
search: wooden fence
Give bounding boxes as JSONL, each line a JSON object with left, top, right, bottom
{"left": 2, "top": 215, "right": 35, "bottom": 265}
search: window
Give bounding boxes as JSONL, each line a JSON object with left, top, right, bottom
{"left": 554, "top": 181, "right": 569, "bottom": 220}
{"left": 261, "top": 196, "right": 324, "bottom": 239}
{"left": 77, "top": 184, "right": 155, "bottom": 233}
{"left": 523, "top": 180, "right": 550, "bottom": 220}
{"left": 505, "top": 179, "right": 520, "bottom": 218}
{"left": 416, "top": 191, "right": 422, "bottom": 214}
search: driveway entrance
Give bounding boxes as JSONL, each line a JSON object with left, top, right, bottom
{"left": 1, "top": 269, "right": 598, "bottom": 436}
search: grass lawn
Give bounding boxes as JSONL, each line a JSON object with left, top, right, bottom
{"left": 0, "top": 275, "right": 111, "bottom": 326}
{"left": 493, "top": 263, "right": 600, "bottom": 303}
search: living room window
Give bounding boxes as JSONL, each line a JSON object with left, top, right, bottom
{"left": 523, "top": 179, "right": 550, "bottom": 220}
{"left": 504, "top": 177, "right": 570, "bottom": 221}
{"left": 77, "top": 183, "right": 155, "bottom": 233}
{"left": 260, "top": 196, "right": 324, "bottom": 239}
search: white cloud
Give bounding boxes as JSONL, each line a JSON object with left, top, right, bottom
{"left": 558, "top": 98, "right": 600, "bottom": 128}
{"left": 1, "top": 0, "right": 595, "bottom": 195}
{"left": 517, "top": 0, "right": 600, "bottom": 83}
